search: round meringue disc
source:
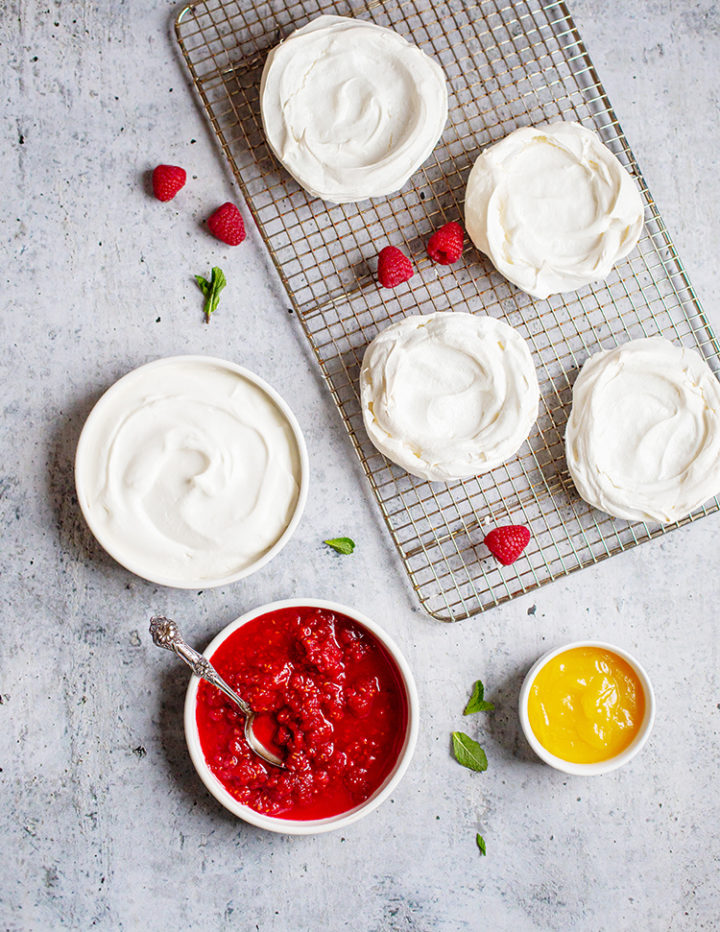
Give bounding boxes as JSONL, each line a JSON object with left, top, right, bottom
{"left": 464, "top": 121, "right": 644, "bottom": 299}
{"left": 565, "top": 337, "right": 720, "bottom": 523}
{"left": 260, "top": 15, "right": 448, "bottom": 204}
{"left": 360, "top": 313, "right": 539, "bottom": 481}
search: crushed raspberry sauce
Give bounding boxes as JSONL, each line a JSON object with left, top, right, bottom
{"left": 195, "top": 606, "right": 409, "bottom": 820}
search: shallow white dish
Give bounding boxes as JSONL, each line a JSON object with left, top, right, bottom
{"left": 75, "top": 356, "right": 308, "bottom": 589}
{"left": 184, "top": 598, "right": 419, "bottom": 835}
{"left": 518, "top": 640, "right": 655, "bottom": 776}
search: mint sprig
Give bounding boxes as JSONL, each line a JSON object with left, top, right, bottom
{"left": 195, "top": 266, "right": 227, "bottom": 323}
{"left": 324, "top": 537, "right": 355, "bottom": 555}
{"left": 452, "top": 681, "right": 493, "bottom": 856}
{"left": 451, "top": 731, "right": 488, "bottom": 772}
{"left": 463, "top": 679, "right": 495, "bottom": 715}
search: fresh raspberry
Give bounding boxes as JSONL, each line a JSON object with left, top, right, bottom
{"left": 207, "top": 202, "right": 246, "bottom": 245}
{"left": 427, "top": 221, "right": 464, "bottom": 265}
{"left": 151, "top": 164, "right": 186, "bottom": 202}
{"left": 484, "top": 525, "right": 531, "bottom": 565}
{"left": 377, "top": 246, "right": 414, "bottom": 288}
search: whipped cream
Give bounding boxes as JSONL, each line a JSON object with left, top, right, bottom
{"left": 465, "top": 121, "right": 644, "bottom": 299}
{"left": 75, "top": 357, "right": 306, "bottom": 586}
{"left": 260, "top": 15, "right": 448, "bottom": 204}
{"left": 360, "top": 313, "right": 539, "bottom": 481}
{"left": 566, "top": 338, "right": 720, "bottom": 523}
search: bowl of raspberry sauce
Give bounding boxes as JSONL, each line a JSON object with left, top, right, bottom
{"left": 184, "top": 599, "right": 418, "bottom": 834}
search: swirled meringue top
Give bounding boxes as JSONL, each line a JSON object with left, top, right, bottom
{"left": 260, "top": 15, "right": 448, "bottom": 204}
{"left": 566, "top": 338, "right": 720, "bottom": 523}
{"left": 465, "top": 121, "right": 644, "bottom": 299}
{"left": 75, "top": 357, "right": 305, "bottom": 587}
{"left": 360, "top": 313, "right": 539, "bottom": 481}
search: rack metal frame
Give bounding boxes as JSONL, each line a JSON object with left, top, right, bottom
{"left": 176, "top": 0, "right": 720, "bottom": 621}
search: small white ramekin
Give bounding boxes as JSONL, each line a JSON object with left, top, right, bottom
{"left": 184, "top": 598, "right": 419, "bottom": 834}
{"left": 75, "top": 355, "right": 308, "bottom": 589}
{"left": 518, "top": 640, "right": 655, "bottom": 776}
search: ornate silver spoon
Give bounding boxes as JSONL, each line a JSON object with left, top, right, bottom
{"left": 149, "top": 615, "right": 284, "bottom": 769}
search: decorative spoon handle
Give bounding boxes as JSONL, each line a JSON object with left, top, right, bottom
{"left": 149, "top": 615, "right": 253, "bottom": 717}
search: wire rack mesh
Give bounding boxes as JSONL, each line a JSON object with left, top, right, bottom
{"left": 176, "top": 0, "right": 720, "bottom": 622}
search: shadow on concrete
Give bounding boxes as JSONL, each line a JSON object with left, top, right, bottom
{"left": 46, "top": 388, "right": 119, "bottom": 575}
{"left": 482, "top": 664, "right": 541, "bottom": 766}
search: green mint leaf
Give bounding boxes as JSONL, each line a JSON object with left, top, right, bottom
{"left": 324, "top": 537, "right": 355, "bottom": 555}
{"left": 451, "top": 731, "right": 488, "bottom": 772}
{"left": 195, "top": 274, "right": 211, "bottom": 297}
{"left": 206, "top": 266, "right": 227, "bottom": 319}
{"left": 464, "top": 679, "right": 495, "bottom": 715}
{"left": 195, "top": 266, "right": 227, "bottom": 322}
{"left": 476, "top": 833, "right": 486, "bottom": 856}
{"left": 210, "top": 266, "right": 226, "bottom": 296}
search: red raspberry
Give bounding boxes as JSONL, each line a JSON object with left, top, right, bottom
{"left": 484, "top": 525, "right": 531, "bottom": 565}
{"left": 207, "top": 202, "right": 246, "bottom": 245}
{"left": 345, "top": 766, "right": 370, "bottom": 797}
{"left": 427, "top": 221, "right": 464, "bottom": 265}
{"left": 151, "top": 164, "right": 186, "bottom": 202}
{"left": 377, "top": 246, "right": 413, "bottom": 288}
{"left": 275, "top": 725, "right": 292, "bottom": 746}
{"left": 345, "top": 640, "right": 368, "bottom": 663}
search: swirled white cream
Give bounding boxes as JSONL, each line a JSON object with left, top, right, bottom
{"left": 360, "top": 313, "right": 539, "bottom": 481}
{"left": 260, "top": 15, "right": 448, "bottom": 204}
{"left": 465, "top": 121, "right": 644, "bottom": 299}
{"left": 75, "top": 358, "right": 304, "bottom": 586}
{"left": 566, "top": 338, "right": 720, "bottom": 523}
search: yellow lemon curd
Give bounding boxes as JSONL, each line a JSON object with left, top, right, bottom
{"left": 527, "top": 646, "right": 645, "bottom": 764}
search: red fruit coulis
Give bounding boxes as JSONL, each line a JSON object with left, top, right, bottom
{"left": 195, "top": 606, "right": 409, "bottom": 820}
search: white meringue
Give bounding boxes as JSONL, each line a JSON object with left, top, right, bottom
{"left": 360, "top": 313, "right": 539, "bottom": 481}
{"left": 464, "top": 121, "right": 644, "bottom": 299}
{"left": 260, "top": 15, "right": 448, "bottom": 204}
{"left": 565, "top": 338, "right": 720, "bottom": 523}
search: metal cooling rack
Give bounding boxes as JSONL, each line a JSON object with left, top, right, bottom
{"left": 176, "top": 0, "right": 720, "bottom": 622}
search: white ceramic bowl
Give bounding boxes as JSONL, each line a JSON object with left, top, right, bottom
{"left": 75, "top": 355, "right": 308, "bottom": 589}
{"left": 184, "top": 598, "right": 419, "bottom": 834}
{"left": 518, "top": 640, "right": 655, "bottom": 776}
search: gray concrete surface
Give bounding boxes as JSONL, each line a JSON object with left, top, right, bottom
{"left": 1, "top": 0, "right": 719, "bottom": 929}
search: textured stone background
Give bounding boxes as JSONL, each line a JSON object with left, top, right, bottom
{"left": 1, "top": 0, "right": 719, "bottom": 929}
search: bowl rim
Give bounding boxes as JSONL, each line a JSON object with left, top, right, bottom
{"left": 518, "top": 639, "right": 656, "bottom": 776}
{"left": 74, "top": 354, "right": 309, "bottom": 589}
{"left": 183, "top": 598, "right": 420, "bottom": 834}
